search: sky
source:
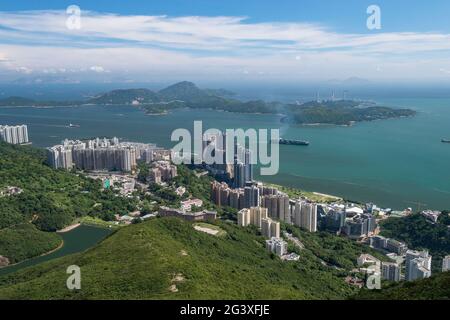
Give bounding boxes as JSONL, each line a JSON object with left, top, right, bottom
{"left": 2, "top": 0, "right": 450, "bottom": 85}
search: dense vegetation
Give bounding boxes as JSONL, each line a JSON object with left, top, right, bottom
{"left": 354, "top": 271, "right": 450, "bottom": 300}
{"left": 284, "top": 223, "right": 391, "bottom": 270}
{"left": 0, "top": 142, "right": 137, "bottom": 263}
{"left": 380, "top": 213, "right": 450, "bottom": 271}
{"left": 0, "top": 224, "right": 62, "bottom": 264}
{"left": 0, "top": 217, "right": 375, "bottom": 299}
{"left": 0, "top": 96, "right": 79, "bottom": 107}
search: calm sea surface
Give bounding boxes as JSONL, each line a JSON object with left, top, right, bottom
{"left": 1, "top": 97, "right": 449, "bottom": 210}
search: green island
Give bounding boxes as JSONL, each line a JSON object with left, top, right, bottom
{"left": 0, "top": 81, "right": 415, "bottom": 125}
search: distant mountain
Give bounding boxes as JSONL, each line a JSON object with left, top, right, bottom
{"left": 0, "top": 96, "right": 77, "bottom": 107}
{"left": 0, "top": 96, "right": 36, "bottom": 106}
{"left": 88, "top": 88, "right": 160, "bottom": 105}
{"left": 327, "top": 77, "right": 371, "bottom": 86}
{"left": 0, "top": 81, "right": 416, "bottom": 124}
{"left": 158, "top": 81, "right": 207, "bottom": 101}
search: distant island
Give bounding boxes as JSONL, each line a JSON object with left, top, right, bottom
{"left": 282, "top": 100, "right": 416, "bottom": 126}
{"left": 0, "top": 81, "right": 416, "bottom": 125}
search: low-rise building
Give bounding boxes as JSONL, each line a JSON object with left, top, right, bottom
{"left": 159, "top": 206, "right": 216, "bottom": 222}
{"left": 0, "top": 186, "right": 23, "bottom": 197}
{"left": 369, "top": 235, "right": 408, "bottom": 255}
{"left": 421, "top": 210, "right": 442, "bottom": 223}
{"left": 357, "top": 254, "right": 381, "bottom": 276}
{"left": 180, "top": 198, "right": 203, "bottom": 211}
{"left": 281, "top": 253, "right": 300, "bottom": 261}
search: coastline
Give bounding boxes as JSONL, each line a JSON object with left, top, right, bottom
{"left": 0, "top": 239, "right": 64, "bottom": 270}
{"left": 57, "top": 223, "right": 81, "bottom": 233}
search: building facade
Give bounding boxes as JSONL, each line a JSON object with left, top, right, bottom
{"left": 0, "top": 125, "right": 29, "bottom": 145}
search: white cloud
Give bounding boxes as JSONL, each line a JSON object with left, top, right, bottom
{"left": 15, "top": 66, "right": 33, "bottom": 74}
{"left": 90, "top": 65, "right": 106, "bottom": 73}
{"left": 0, "top": 10, "right": 450, "bottom": 82}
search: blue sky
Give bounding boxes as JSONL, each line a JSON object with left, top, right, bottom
{"left": 3, "top": 0, "right": 450, "bottom": 33}
{"left": 1, "top": 1, "right": 450, "bottom": 84}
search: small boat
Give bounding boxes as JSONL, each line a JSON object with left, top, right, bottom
{"left": 67, "top": 123, "right": 80, "bottom": 128}
{"left": 442, "top": 139, "right": 450, "bottom": 143}
{"left": 272, "top": 138, "right": 310, "bottom": 146}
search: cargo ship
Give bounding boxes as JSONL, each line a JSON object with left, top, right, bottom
{"left": 442, "top": 139, "right": 450, "bottom": 143}
{"left": 277, "top": 138, "right": 310, "bottom": 146}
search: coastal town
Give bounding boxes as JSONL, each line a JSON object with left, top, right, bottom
{"left": 1, "top": 124, "right": 449, "bottom": 288}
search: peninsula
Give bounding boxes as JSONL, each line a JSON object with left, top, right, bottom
{"left": 0, "top": 81, "right": 416, "bottom": 125}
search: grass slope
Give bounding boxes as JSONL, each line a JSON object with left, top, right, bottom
{"left": 0, "top": 217, "right": 359, "bottom": 300}
{"left": 0, "top": 224, "right": 62, "bottom": 265}
{"left": 354, "top": 271, "right": 450, "bottom": 300}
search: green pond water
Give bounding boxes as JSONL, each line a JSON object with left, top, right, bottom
{"left": 0, "top": 225, "right": 113, "bottom": 276}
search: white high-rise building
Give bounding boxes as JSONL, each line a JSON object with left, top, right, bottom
{"left": 293, "top": 201, "right": 317, "bottom": 232}
{"left": 405, "top": 250, "right": 432, "bottom": 281}
{"left": 46, "top": 137, "right": 152, "bottom": 172}
{"left": 0, "top": 125, "right": 29, "bottom": 145}
{"left": 249, "top": 207, "right": 268, "bottom": 228}
{"left": 261, "top": 217, "right": 280, "bottom": 239}
{"left": 238, "top": 207, "right": 269, "bottom": 229}
{"left": 237, "top": 208, "right": 251, "bottom": 227}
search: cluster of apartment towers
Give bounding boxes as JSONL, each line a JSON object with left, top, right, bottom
{"left": 370, "top": 234, "right": 447, "bottom": 282}
{"left": 0, "top": 124, "right": 29, "bottom": 145}
{"left": 46, "top": 137, "right": 168, "bottom": 172}
{"left": 201, "top": 132, "right": 255, "bottom": 189}
{"left": 211, "top": 181, "right": 317, "bottom": 257}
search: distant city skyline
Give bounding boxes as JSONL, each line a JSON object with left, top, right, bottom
{"left": 2, "top": 1, "right": 450, "bottom": 84}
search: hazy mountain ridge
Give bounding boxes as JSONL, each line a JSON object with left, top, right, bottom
{"left": 0, "top": 81, "right": 416, "bottom": 124}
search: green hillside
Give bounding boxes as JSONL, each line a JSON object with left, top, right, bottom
{"left": 0, "top": 142, "right": 137, "bottom": 264}
{"left": 0, "top": 224, "right": 61, "bottom": 265}
{"left": 88, "top": 88, "right": 161, "bottom": 105}
{"left": 354, "top": 271, "right": 450, "bottom": 300}
{"left": 380, "top": 213, "right": 450, "bottom": 271}
{"left": 0, "top": 217, "right": 365, "bottom": 300}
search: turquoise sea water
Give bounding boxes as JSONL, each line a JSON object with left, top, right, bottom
{"left": 1, "top": 98, "right": 449, "bottom": 210}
